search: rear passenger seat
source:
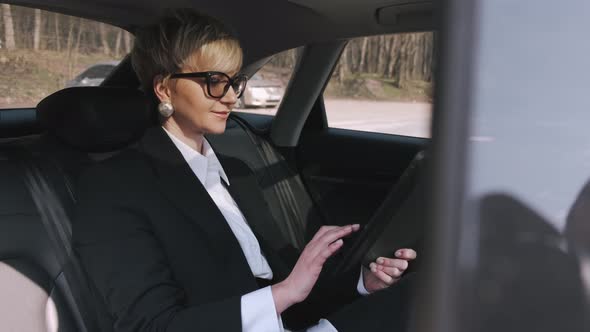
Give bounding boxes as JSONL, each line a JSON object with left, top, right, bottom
{"left": 0, "top": 87, "right": 152, "bottom": 331}
{"left": 0, "top": 137, "right": 82, "bottom": 332}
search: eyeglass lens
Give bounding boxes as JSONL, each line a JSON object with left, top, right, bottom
{"left": 208, "top": 73, "right": 247, "bottom": 98}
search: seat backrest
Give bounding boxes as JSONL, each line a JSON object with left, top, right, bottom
{"left": 0, "top": 87, "right": 153, "bottom": 332}
{"left": 0, "top": 140, "right": 82, "bottom": 332}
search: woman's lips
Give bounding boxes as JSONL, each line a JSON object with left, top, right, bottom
{"left": 211, "top": 111, "right": 230, "bottom": 119}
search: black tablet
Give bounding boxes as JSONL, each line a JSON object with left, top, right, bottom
{"left": 332, "top": 151, "right": 428, "bottom": 274}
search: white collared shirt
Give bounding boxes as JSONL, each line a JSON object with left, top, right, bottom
{"left": 163, "top": 127, "right": 353, "bottom": 332}
{"left": 164, "top": 129, "right": 274, "bottom": 279}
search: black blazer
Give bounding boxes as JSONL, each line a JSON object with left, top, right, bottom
{"left": 73, "top": 127, "right": 359, "bottom": 332}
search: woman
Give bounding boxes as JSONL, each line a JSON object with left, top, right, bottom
{"left": 74, "top": 10, "right": 417, "bottom": 332}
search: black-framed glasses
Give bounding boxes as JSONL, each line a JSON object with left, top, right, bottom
{"left": 169, "top": 71, "right": 248, "bottom": 99}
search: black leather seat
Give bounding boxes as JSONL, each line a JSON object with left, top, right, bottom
{"left": 0, "top": 87, "right": 152, "bottom": 331}
{"left": 0, "top": 139, "right": 81, "bottom": 331}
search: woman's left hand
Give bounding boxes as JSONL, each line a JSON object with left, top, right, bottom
{"left": 362, "top": 248, "right": 417, "bottom": 293}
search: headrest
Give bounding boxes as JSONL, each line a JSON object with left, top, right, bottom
{"left": 37, "top": 87, "right": 154, "bottom": 153}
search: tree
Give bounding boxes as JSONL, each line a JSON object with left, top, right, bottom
{"left": 54, "top": 12, "right": 61, "bottom": 51}
{"left": 385, "top": 35, "right": 400, "bottom": 78}
{"left": 392, "top": 36, "right": 407, "bottom": 88}
{"left": 99, "top": 23, "right": 111, "bottom": 55}
{"left": 124, "top": 31, "right": 132, "bottom": 53}
{"left": 1, "top": 4, "right": 16, "bottom": 50}
{"left": 359, "top": 37, "right": 368, "bottom": 73}
{"left": 338, "top": 46, "right": 349, "bottom": 84}
{"left": 114, "top": 30, "right": 122, "bottom": 57}
{"left": 33, "top": 9, "right": 41, "bottom": 51}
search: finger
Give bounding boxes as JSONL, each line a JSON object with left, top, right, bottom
{"left": 310, "top": 226, "right": 340, "bottom": 242}
{"left": 376, "top": 257, "right": 408, "bottom": 271}
{"left": 313, "top": 239, "right": 344, "bottom": 265}
{"left": 376, "top": 265, "right": 404, "bottom": 278}
{"left": 369, "top": 266, "right": 396, "bottom": 285}
{"left": 309, "top": 225, "right": 359, "bottom": 260}
{"left": 316, "top": 224, "right": 359, "bottom": 248}
{"left": 299, "top": 226, "right": 342, "bottom": 264}
{"left": 395, "top": 248, "right": 417, "bottom": 260}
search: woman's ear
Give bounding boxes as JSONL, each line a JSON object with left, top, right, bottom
{"left": 153, "top": 75, "right": 171, "bottom": 103}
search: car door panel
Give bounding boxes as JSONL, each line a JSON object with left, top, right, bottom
{"left": 297, "top": 127, "right": 428, "bottom": 227}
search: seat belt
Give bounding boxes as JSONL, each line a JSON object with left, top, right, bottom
{"left": 230, "top": 114, "right": 308, "bottom": 250}
{"left": 22, "top": 154, "right": 106, "bottom": 332}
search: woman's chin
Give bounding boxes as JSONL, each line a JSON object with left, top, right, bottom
{"left": 205, "top": 123, "right": 227, "bottom": 135}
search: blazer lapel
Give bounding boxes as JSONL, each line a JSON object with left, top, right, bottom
{"left": 139, "top": 127, "right": 253, "bottom": 274}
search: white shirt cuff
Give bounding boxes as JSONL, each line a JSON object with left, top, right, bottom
{"left": 305, "top": 319, "right": 339, "bottom": 332}
{"left": 357, "top": 267, "right": 371, "bottom": 296}
{"left": 241, "top": 286, "right": 284, "bottom": 332}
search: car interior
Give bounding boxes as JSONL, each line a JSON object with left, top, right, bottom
{"left": 1, "top": 0, "right": 588, "bottom": 331}
{"left": 0, "top": 0, "right": 435, "bottom": 330}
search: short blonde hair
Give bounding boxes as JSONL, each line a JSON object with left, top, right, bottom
{"left": 131, "top": 10, "right": 243, "bottom": 96}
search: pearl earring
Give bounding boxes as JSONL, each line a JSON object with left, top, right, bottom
{"left": 158, "top": 102, "right": 174, "bottom": 117}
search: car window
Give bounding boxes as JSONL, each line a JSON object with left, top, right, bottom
{"left": 0, "top": 5, "right": 132, "bottom": 109}
{"left": 323, "top": 32, "right": 435, "bottom": 138}
{"left": 234, "top": 47, "right": 301, "bottom": 116}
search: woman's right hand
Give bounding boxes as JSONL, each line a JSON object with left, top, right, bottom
{"left": 271, "top": 224, "right": 360, "bottom": 314}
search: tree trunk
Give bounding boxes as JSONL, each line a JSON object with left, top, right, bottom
{"left": 410, "top": 34, "right": 420, "bottom": 80}
{"left": 124, "top": 31, "right": 132, "bottom": 53}
{"left": 413, "top": 34, "right": 422, "bottom": 79}
{"left": 338, "top": 46, "right": 349, "bottom": 84}
{"left": 425, "top": 32, "right": 435, "bottom": 82}
{"left": 429, "top": 32, "right": 438, "bottom": 82}
{"left": 66, "top": 16, "right": 74, "bottom": 54}
{"left": 392, "top": 35, "right": 408, "bottom": 88}
{"left": 54, "top": 12, "right": 61, "bottom": 51}
{"left": 377, "top": 35, "right": 386, "bottom": 73}
{"left": 368, "top": 37, "right": 375, "bottom": 73}
{"left": 1, "top": 4, "right": 16, "bottom": 50}
{"left": 114, "top": 30, "right": 122, "bottom": 57}
{"left": 33, "top": 9, "right": 42, "bottom": 51}
{"left": 74, "top": 19, "right": 84, "bottom": 54}
{"left": 387, "top": 35, "right": 401, "bottom": 78}
{"left": 68, "top": 18, "right": 84, "bottom": 78}
{"left": 401, "top": 35, "right": 413, "bottom": 88}
{"left": 65, "top": 17, "right": 75, "bottom": 78}
{"left": 359, "top": 37, "right": 368, "bottom": 73}
{"left": 99, "top": 23, "right": 111, "bottom": 55}
{"left": 382, "top": 35, "right": 395, "bottom": 78}
{"left": 349, "top": 40, "right": 357, "bottom": 72}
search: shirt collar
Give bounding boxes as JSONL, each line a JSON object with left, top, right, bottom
{"left": 162, "top": 127, "right": 230, "bottom": 186}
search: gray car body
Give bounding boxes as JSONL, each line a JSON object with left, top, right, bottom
{"left": 65, "top": 61, "right": 120, "bottom": 88}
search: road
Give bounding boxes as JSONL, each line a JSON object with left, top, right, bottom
{"left": 235, "top": 98, "right": 432, "bottom": 138}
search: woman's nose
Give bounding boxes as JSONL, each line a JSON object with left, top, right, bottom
{"left": 221, "top": 86, "right": 238, "bottom": 104}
